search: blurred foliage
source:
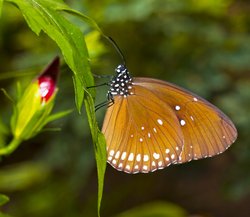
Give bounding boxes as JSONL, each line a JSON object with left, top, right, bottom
{"left": 0, "top": 194, "right": 9, "bottom": 206}
{"left": 0, "top": 0, "right": 250, "bottom": 217}
{"left": 113, "top": 201, "right": 187, "bottom": 217}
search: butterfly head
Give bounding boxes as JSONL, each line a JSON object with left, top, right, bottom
{"left": 108, "top": 65, "right": 133, "bottom": 98}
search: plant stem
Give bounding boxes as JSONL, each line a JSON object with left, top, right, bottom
{"left": 0, "top": 137, "right": 22, "bottom": 155}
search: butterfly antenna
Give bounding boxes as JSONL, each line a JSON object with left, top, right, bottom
{"left": 106, "top": 36, "right": 126, "bottom": 66}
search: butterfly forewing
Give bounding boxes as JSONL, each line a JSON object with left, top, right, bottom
{"left": 102, "top": 86, "right": 184, "bottom": 173}
{"left": 133, "top": 78, "right": 237, "bottom": 163}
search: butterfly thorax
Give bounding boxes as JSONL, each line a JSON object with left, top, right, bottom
{"left": 108, "top": 64, "right": 133, "bottom": 98}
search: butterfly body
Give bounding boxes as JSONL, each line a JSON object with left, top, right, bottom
{"left": 102, "top": 65, "right": 237, "bottom": 174}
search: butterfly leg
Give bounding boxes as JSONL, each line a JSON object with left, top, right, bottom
{"left": 95, "top": 92, "right": 114, "bottom": 111}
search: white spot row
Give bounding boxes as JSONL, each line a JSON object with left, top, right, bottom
{"left": 130, "top": 131, "right": 153, "bottom": 141}
{"left": 108, "top": 148, "right": 178, "bottom": 165}
{"left": 113, "top": 154, "right": 180, "bottom": 172}
{"left": 117, "top": 161, "right": 167, "bottom": 172}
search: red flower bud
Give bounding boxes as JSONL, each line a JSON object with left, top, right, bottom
{"left": 38, "top": 57, "right": 59, "bottom": 102}
{"left": 11, "top": 57, "right": 60, "bottom": 140}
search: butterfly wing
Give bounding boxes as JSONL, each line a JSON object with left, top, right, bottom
{"left": 133, "top": 77, "right": 237, "bottom": 163}
{"left": 102, "top": 85, "right": 185, "bottom": 173}
{"left": 102, "top": 77, "right": 237, "bottom": 173}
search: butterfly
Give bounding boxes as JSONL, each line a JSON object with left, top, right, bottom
{"left": 101, "top": 64, "right": 237, "bottom": 174}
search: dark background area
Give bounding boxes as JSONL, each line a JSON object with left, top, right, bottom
{"left": 0, "top": 0, "right": 250, "bottom": 216}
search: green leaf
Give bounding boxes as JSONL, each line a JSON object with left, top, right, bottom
{"left": 83, "top": 90, "right": 107, "bottom": 217}
{"left": 58, "top": 6, "right": 105, "bottom": 36}
{"left": 46, "top": 109, "right": 73, "bottom": 124}
{"left": 72, "top": 75, "right": 85, "bottom": 114}
{"left": 0, "top": 88, "right": 14, "bottom": 103}
{"left": 0, "top": 194, "right": 9, "bottom": 206}
{"left": 95, "top": 132, "right": 107, "bottom": 216}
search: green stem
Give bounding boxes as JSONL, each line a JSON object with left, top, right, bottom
{"left": 0, "top": 137, "right": 22, "bottom": 155}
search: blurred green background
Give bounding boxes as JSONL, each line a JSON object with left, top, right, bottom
{"left": 0, "top": 0, "right": 250, "bottom": 216}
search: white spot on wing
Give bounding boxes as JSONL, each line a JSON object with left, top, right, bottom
{"left": 115, "top": 151, "right": 120, "bottom": 159}
{"left": 153, "top": 153, "right": 160, "bottom": 159}
{"left": 171, "top": 154, "right": 175, "bottom": 159}
{"left": 193, "top": 97, "right": 198, "bottom": 101}
{"left": 126, "top": 165, "right": 130, "bottom": 170}
{"left": 136, "top": 154, "right": 141, "bottom": 162}
{"left": 128, "top": 153, "right": 134, "bottom": 161}
{"left": 190, "top": 116, "right": 194, "bottom": 121}
{"left": 112, "top": 159, "right": 117, "bottom": 165}
{"left": 143, "top": 155, "right": 149, "bottom": 161}
{"left": 110, "top": 150, "right": 115, "bottom": 156}
{"left": 141, "top": 126, "right": 145, "bottom": 130}
{"left": 180, "top": 119, "right": 186, "bottom": 126}
{"left": 157, "top": 119, "right": 163, "bottom": 125}
{"left": 121, "top": 152, "right": 127, "bottom": 160}
{"left": 158, "top": 161, "right": 163, "bottom": 167}
{"left": 175, "top": 105, "right": 181, "bottom": 111}
{"left": 148, "top": 133, "right": 151, "bottom": 138}
{"left": 139, "top": 138, "right": 143, "bottom": 142}
{"left": 153, "top": 128, "right": 157, "bottom": 133}
{"left": 165, "top": 149, "right": 170, "bottom": 154}
{"left": 143, "top": 165, "right": 148, "bottom": 171}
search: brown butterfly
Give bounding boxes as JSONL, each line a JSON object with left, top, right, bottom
{"left": 101, "top": 64, "right": 237, "bottom": 174}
